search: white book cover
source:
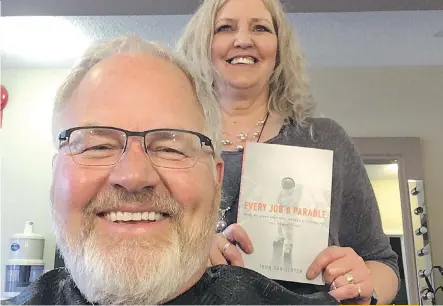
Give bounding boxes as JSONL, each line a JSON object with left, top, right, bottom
{"left": 237, "top": 142, "right": 333, "bottom": 285}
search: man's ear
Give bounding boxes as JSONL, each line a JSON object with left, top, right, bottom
{"left": 52, "top": 153, "right": 58, "bottom": 173}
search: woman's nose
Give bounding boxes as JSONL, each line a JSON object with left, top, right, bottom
{"left": 233, "top": 29, "right": 253, "bottom": 49}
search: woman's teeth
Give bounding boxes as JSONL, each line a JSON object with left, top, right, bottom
{"left": 103, "top": 211, "right": 166, "bottom": 222}
{"left": 229, "top": 57, "right": 256, "bottom": 65}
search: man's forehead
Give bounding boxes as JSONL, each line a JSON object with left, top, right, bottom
{"left": 70, "top": 53, "right": 196, "bottom": 108}
{"left": 84, "top": 53, "right": 191, "bottom": 87}
{"left": 60, "top": 52, "right": 204, "bottom": 132}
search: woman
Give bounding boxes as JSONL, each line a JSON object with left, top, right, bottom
{"left": 177, "top": 0, "right": 400, "bottom": 304}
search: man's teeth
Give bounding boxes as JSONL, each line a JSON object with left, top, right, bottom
{"left": 230, "top": 57, "right": 255, "bottom": 65}
{"left": 103, "top": 211, "right": 165, "bottom": 222}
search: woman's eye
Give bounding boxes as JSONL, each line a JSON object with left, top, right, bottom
{"left": 215, "top": 25, "right": 232, "bottom": 33}
{"left": 254, "top": 25, "right": 271, "bottom": 32}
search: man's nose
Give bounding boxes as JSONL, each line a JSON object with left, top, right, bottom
{"left": 108, "top": 139, "right": 161, "bottom": 193}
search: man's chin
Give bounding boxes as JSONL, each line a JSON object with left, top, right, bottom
{"left": 53, "top": 202, "right": 217, "bottom": 304}
{"left": 62, "top": 230, "right": 172, "bottom": 270}
{"left": 61, "top": 232, "right": 188, "bottom": 305}
{"left": 91, "top": 222, "right": 174, "bottom": 254}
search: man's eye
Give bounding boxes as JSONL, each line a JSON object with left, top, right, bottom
{"left": 215, "top": 25, "right": 233, "bottom": 33}
{"left": 154, "top": 147, "right": 185, "bottom": 155}
{"left": 71, "top": 142, "right": 119, "bottom": 154}
{"left": 83, "top": 145, "right": 113, "bottom": 152}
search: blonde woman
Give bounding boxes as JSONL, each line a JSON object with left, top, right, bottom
{"left": 177, "top": 0, "right": 399, "bottom": 304}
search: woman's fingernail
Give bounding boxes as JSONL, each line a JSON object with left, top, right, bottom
{"left": 306, "top": 270, "right": 313, "bottom": 279}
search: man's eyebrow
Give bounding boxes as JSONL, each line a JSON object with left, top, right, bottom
{"left": 69, "top": 124, "right": 120, "bottom": 137}
{"left": 80, "top": 121, "right": 102, "bottom": 127}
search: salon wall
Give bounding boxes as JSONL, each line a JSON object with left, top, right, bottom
{"left": 0, "top": 69, "right": 68, "bottom": 295}
{"left": 1, "top": 66, "right": 442, "bottom": 296}
{"left": 309, "top": 65, "right": 443, "bottom": 264}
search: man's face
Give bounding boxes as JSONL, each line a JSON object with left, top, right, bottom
{"left": 51, "top": 53, "right": 223, "bottom": 305}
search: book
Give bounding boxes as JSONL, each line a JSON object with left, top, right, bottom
{"left": 237, "top": 142, "right": 333, "bottom": 285}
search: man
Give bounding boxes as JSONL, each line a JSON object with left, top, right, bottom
{"left": 273, "top": 177, "right": 302, "bottom": 267}
{"left": 2, "top": 36, "right": 337, "bottom": 305}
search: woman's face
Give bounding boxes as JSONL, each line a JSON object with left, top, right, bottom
{"left": 211, "top": 0, "right": 278, "bottom": 91}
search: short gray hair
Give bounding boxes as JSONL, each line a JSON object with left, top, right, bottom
{"left": 52, "top": 35, "right": 222, "bottom": 156}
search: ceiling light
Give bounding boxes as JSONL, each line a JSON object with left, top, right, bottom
{"left": 386, "top": 163, "right": 398, "bottom": 174}
{"left": 0, "top": 16, "right": 90, "bottom": 62}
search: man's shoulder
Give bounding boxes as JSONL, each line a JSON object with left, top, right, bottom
{"left": 1, "top": 268, "right": 86, "bottom": 305}
{"left": 206, "top": 265, "right": 337, "bottom": 305}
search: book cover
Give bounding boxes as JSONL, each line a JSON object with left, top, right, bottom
{"left": 237, "top": 142, "right": 333, "bottom": 285}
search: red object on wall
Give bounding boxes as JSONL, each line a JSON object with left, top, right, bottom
{"left": 0, "top": 85, "right": 9, "bottom": 128}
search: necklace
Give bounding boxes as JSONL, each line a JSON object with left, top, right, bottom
{"left": 216, "top": 112, "right": 270, "bottom": 233}
{"left": 222, "top": 112, "right": 270, "bottom": 151}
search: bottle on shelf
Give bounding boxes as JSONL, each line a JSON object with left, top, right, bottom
{"left": 418, "top": 269, "right": 432, "bottom": 278}
{"left": 420, "top": 288, "right": 434, "bottom": 301}
{"left": 4, "top": 221, "right": 45, "bottom": 298}
{"left": 417, "top": 244, "right": 430, "bottom": 257}
{"left": 414, "top": 206, "right": 424, "bottom": 215}
{"left": 415, "top": 226, "right": 428, "bottom": 236}
{"left": 411, "top": 187, "right": 420, "bottom": 196}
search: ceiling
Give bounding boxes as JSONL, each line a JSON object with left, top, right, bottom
{"left": 3, "top": 0, "right": 443, "bottom": 16}
{"left": 1, "top": 2, "right": 442, "bottom": 69}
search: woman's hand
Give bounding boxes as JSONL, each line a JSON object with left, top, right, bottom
{"left": 208, "top": 223, "right": 254, "bottom": 267}
{"left": 307, "top": 246, "right": 374, "bottom": 304}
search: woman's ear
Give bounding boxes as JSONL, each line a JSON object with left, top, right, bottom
{"left": 214, "top": 156, "right": 224, "bottom": 185}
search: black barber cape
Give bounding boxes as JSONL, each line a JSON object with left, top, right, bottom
{"left": 2, "top": 265, "right": 338, "bottom": 305}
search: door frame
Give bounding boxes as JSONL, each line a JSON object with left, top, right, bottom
{"left": 352, "top": 137, "right": 424, "bottom": 305}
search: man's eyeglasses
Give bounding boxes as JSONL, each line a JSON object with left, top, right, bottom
{"left": 58, "top": 126, "right": 215, "bottom": 169}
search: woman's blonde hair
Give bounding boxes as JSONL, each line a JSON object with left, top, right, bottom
{"left": 177, "top": 0, "right": 316, "bottom": 126}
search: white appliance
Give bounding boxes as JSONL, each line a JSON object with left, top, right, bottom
{"left": 3, "top": 221, "right": 45, "bottom": 298}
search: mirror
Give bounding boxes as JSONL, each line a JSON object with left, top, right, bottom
{"left": 408, "top": 180, "right": 438, "bottom": 305}
{"left": 1, "top": 2, "right": 442, "bottom": 303}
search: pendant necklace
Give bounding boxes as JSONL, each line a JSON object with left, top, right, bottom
{"left": 216, "top": 112, "right": 270, "bottom": 233}
{"left": 222, "top": 112, "right": 270, "bottom": 152}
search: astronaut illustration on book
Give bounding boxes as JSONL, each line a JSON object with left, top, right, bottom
{"left": 271, "top": 177, "right": 302, "bottom": 267}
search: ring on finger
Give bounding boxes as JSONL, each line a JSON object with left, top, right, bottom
{"left": 356, "top": 284, "right": 362, "bottom": 299}
{"left": 344, "top": 273, "right": 355, "bottom": 284}
{"left": 222, "top": 242, "right": 231, "bottom": 255}
{"left": 220, "top": 231, "right": 228, "bottom": 240}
